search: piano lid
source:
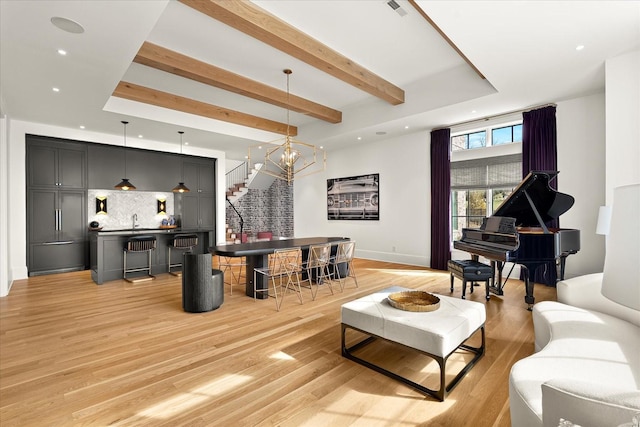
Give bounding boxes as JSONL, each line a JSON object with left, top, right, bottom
{"left": 493, "top": 171, "right": 575, "bottom": 231}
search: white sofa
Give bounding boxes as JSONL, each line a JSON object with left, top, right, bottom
{"left": 509, "top": 184, "right": 640, "bottom": 427}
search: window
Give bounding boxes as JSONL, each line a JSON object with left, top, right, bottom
{"left": 450, "top": 122, "right": 522, "bottom": 241}
{"left": 492, "top": 124, "right": 522, "bottom": 146}
{"left": 452, "top": 130, "right": 487, "bottom": 151}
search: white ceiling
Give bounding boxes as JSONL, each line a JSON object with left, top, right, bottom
{"left": 1, "top": 1, "right": 638, "bottom": 161}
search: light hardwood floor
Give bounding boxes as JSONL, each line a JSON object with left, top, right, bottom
{"left": 0, "top": 259, "right": 556, "bottom": 426}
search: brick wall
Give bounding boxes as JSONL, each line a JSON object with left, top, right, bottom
{"left": 225, "top": 179, "right": 293, "bottom": 238}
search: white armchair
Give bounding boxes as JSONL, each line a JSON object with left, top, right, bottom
{"left": 509, "top": 183, "right": 640, "bottom": 427}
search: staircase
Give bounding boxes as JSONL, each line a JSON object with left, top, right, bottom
{"left": 226, "top": 162, "right": 276, "bottom": 204}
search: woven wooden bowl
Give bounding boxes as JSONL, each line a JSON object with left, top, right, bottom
{"left": 388, "top": 291, "right": 440, "bottom": 312}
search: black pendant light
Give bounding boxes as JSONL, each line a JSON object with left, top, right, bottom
{"left": 115, "top": 121, "right": 136, "bottom": 190}
{"left": 172, "top": 131, "right": 190, "bottom": 193}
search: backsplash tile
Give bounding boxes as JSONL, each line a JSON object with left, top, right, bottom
{"left": 88, "top": 189, "right": 175, "bottom": 230}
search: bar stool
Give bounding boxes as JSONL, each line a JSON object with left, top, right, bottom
{"left": 168, "top": 234, "right": 199, "bottom": 276}
{"left": 124, "top": 235, "right": 157, "bottom": 282}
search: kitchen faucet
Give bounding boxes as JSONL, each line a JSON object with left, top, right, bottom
{"left": 132, "top": 213, "right": 138, "bottom": 229}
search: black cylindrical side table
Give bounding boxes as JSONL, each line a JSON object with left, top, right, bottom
{"left": 182, "top": 253, "right": 224, "bottom": 312}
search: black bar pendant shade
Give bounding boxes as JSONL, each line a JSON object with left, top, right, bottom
{"left": 115, "top": 178, "right": 136, "bottom": 191}
{"left": 173, "top": 131, "right": 190, "bottom": 193}
{"left": 115, "top": 120, "right": 136, "bottom": 190}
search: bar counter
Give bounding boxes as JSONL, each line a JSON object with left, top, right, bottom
{"left": 90, "top": 228, "right": 211, "bottom": 284}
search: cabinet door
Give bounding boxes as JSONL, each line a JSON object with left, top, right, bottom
{"left": 181, "top": 195, "right": 200, "bottom": 229}
{"left": 127, "top": 150, "right": 181, "bottom": 191}
{"left": 59, "top": 191, "right": 86, "bottom": 241}
{"left": 182, "top": 162, "right": 199, "bottom": 192}
{"left": 58, "top": 148, "right": 85, "bottom": 189}
{"left": 28, "top": 145, "right": 57, "bottom": 187}
{"left": 88, "top": 144, "right": 124, "bottom": 189}
{"left": 30, "top": 242, "right": 86, "bottom": 274}
{"left": 198, "top": 163, "right": 215, "bottom": 193}
{"left": 199, "top": 194, "right": 215, "bottom": 230}
{"left": 29, "top": 190, "right": 58, "bottom": 243}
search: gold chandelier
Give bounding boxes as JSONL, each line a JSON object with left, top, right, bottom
{"left": 249, "top": 69, "right": 326, "bottom": 184}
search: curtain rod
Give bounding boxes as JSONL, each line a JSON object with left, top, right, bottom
{"left": 440, "top": 102, "right": 557, "bottom": 131}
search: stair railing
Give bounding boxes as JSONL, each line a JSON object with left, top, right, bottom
{"left": 226, "top": 162, "right": 249, "bottom": 192}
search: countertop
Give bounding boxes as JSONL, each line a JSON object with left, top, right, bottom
{"left": 90, "top": 228, "right": 205, "bottom": 236}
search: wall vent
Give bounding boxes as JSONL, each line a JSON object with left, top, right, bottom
{"left": 386, "top": 0, "right": 408, "bottom": 17}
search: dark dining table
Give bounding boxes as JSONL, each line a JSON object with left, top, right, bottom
{"left": 209, "top": 236, "right": 348, "bottom": 298}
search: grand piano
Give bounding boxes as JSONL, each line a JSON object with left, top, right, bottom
{"left": 454, "top": 171, "right": 580, "bottom": 309}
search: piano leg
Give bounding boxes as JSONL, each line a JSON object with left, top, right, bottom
{"left": 488, "top": 261, "right": 505, "bottom": 296}
{"left": 559, "top": 255, "right": 568, "bottom": 281}
{"left": 521, "top": 266, "right": 535, "bottom": 310}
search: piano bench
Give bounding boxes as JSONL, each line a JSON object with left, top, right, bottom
{"left": 448, "top": 260, "right": 493, "bottom": 301}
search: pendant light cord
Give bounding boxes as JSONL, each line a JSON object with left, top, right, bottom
{"left": 122, "top": 121, "right": 128, "bottom": 177}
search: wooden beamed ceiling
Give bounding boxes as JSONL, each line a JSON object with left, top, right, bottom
{"left": 133, "top": 42, "right": 342, "bottom": 124}
{"left": 180, "top": 0, "right": 405, "bottom": 105}
{"left": 113, "top": 81, "right": 297, "bottom": 136}
{"left": 113, "top": 0, "right": 407, "bottom": 136}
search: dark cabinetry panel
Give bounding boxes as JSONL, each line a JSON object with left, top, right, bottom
{"left": 87, "top": 144, "right": 123, "bottom": 189}
{"left": 88, "top": 144, "right": 181, "bottom": 191}
{"left": 181, "top": 160, "right": 215, "bottom": 230}
{"left": 27, "top": 135, "right": 88, "bottom": 276}
{"left": 127, "top": 150, "right": 181, "bottom": 191}
{"left": 28, "top": 139, "right": 85, "bottom": 189}
{"left": 30, "top": 242, "right": 87, "bottom": 274}
{"left": 28, "top": 189, "right": 86, "bottom": 275}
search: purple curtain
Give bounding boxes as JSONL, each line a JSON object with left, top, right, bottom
{"left": 430, "top": 128, "right": 451, "bottom": 270}
{"left": 522, "top": 105, "right": 558, "bottom": 285}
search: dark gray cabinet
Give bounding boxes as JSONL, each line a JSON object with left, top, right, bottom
{"left": 181, "top": 161, "right": 215, "bottom": 230}
{"left": 28, "top": 189, "right": 87, "bottom": 274}
{"left": 87, "top": 144, "right": 123, "bottom": 189}
{"left": 88, "top": 144, "right": 181, "bottom": 191}
{"left": 27, "top": 136, "right": 87, "bottom": 276}
{"left": 28, "top": 140, "right": 85, "bottom": 189}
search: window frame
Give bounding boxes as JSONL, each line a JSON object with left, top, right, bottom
{"left": 450, "top": 120, "right": 523, "bottom": 242}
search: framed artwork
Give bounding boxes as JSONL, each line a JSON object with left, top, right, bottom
{"left": 327, "top": 173, "right": 379, "bottom": 220}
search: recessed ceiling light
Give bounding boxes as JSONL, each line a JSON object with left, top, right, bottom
{"left": 52, "top": 87, "right": 60, "bottom": 92}
{"left": 79, "top": 125, "right": 85, "bottom": 129}
{"left": 471, "top": 110, "right": 477, "bottom": 113}
{"left": 184, "top": 142, "right": 189, "bottom": 146}
{"left": 51, "top": 17, "right": 84, "bottom": 34}
{"left": 357, "top": 136, "right": 362, "bottom": 140}
{"left": 138, "top": 134, "right": 143, "bottom": 138}
{"left": 404, "top": 125, "right": 410, "bottom": 129}
{"left": 576, "top": 45, "right": 585, "bottom": 51}
{"left": 57, "top": 49, "right": 67, "bottom": 56}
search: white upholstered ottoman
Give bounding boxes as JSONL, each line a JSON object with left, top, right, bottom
{"left": 341, "top": 286, "right": 486, "bottom": 400}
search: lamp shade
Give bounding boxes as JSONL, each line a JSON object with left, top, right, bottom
{"left": 601, "top": 184, "right": 640, "bottom": 310}
{"left": 172, "top": 182, "right": 190, "bottom": 193}
{"left": 595, "top": 205, "right": 612, "bottom": 235}
{"left": 115, "top": 178, "right": 136, "bottom": 191}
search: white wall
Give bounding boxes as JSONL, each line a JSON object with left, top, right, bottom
{"left": 0, "top": 118, "right": 227, "bottom": 297}
{"left": 295, "top": 132, "right": 430, "bottom": 266}
{"left": 295, "top": 93, "right": 607, "bottom": 279}
{"left": 605, "top": 49, "right": 640, "bottom": 204}
{"left": 557, "top": 93, "right": 607, "bottom": 277}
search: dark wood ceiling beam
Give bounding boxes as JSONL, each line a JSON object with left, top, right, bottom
{"left": 113, "top": 81, "right": 297, "bottom": 136}
{"left": 179, "top": 0, "right": 405, "bottom": 105}
{"left": 134, "top": 42, "right": 342, "bottom": 124}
